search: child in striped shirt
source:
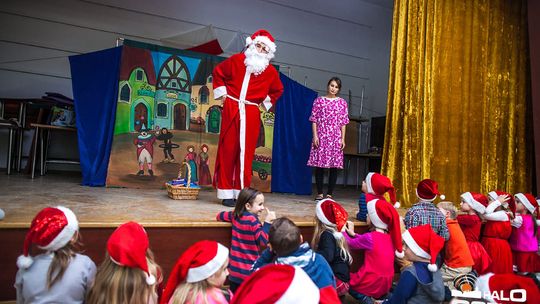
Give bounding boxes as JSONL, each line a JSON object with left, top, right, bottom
{"left": 216, "top": 187, "right": 276, "bottom": 292}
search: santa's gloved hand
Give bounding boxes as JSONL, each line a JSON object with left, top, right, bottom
{"left": 511, "top": 215, "right": 523, "bottom": 228}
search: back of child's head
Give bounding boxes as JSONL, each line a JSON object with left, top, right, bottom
{"left": 437, "top": 201, "right": 457, "bottom": 219}
{"left": 312, "top": 199, "right": 353, "bottom": 264}
{"left": 17, "top": 206, "right": 81, "bottom": 289}
{"left": 269, "top": 217, "right": 301, "bottom": 257}
{"left": 87, "top": 221, "right": 161, "bottom": 304}
{"left": 161, "top": 240, "right": 229, "bottom": 304}
{"left": 234, "top": 187, "right": 262, "bottom": 218}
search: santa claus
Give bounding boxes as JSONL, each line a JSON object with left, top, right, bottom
{"left": 212, "top": 29, "right": 284, "bottom": 206}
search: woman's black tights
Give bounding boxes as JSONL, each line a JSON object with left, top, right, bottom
{"left": 315, "top": 167, "right": 338, "bottom": 196}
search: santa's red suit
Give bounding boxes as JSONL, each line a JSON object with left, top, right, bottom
{"left": 212, "top": 30, "right": 283, "bottom": 200}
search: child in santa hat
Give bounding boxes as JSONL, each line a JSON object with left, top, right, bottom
{"left": 216, "top": 187, "right": 275, "bottom": 292}
{"left": 382, "top": 224, "right": 446, "bottom": 304}
{"left": 480, "top": 191, "right": 514, "bottom": 274}
{"left": 15, "top": 206, "right": 96, "bottom": 304}
{"left": 510, "top": 193, "right": 540, "bottom": 274}
{"left": 311, "top": 198, "right": 352, "bottom": 297}
{"left": 362, "top": 172, "right": 400, "bottom": 207}
{"left": 404, "top": 179, "right": 449, "bottom": 240}
{"left": 344, "top": 198, "right": 404, "bottom": 303}
{"left": 160, "top": 240, "right": 230, "bottom": 304}
{"left": 86, "top": 221, "right": 162, "bottom": 304}
{"left": 458, "top": 192, "right": 492, "bottom": 274}
{"left": 436, "top": 201, "right": 474, "bottom": 289}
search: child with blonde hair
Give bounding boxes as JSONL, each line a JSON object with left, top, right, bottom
{"left": 15, "top": 206, "right": 96, "bottom": 304}
{"left": 160, "top": 240, "right": 230, "bottom": 304}
{"left": 510, "top": 193, "right": 539, "bottom": 274}
{"left": 216, "top": 187, "right": 275, "bottom": 292}
{"left": 86, "top": 221, "right": 162, "bottom": 304}
{"left": 312, "top": 198, "right": 353, "bottom": 297}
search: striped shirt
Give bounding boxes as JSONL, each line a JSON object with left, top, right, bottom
{"left": 216, "top": 211, "right": 270, "bottom": 284}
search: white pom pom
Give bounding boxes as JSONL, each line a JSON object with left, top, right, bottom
{"left": 0, "top": 208, "right": 5, "bottom": 220}
{"left": 536, "top": 220, "right": 540, "bottom": 226}
{"left": 245, "top": 36, "right": 253, "bottom": 47}
{"left": 395, "top": 250, "right": 405, "bottom": 259}
{"left": 333, "top": 231, "right": 344, "bottom": 239}
{"left": 394, "top": 201, "right": 401, "bottom": 209}
{"left": 17, "top": 255, "right": 34, "bottom": 269}
{"left": 427, "top": 264, "right": 438, "bottom": 272}
{"left": 440, "top": 194, "right": 445, "bottom": 200}
{"left": 146, "top": 274, "right": 156, "bottom": 285}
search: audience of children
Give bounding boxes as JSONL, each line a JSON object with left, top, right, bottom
{"left": 15, "top": 206, "right": 96, "bottom": 304}
{"left": 511, "top": 193, "right": 540, "bottom": 274}
{"left": 312, "top": 198, "right": 353, "bottom": 297}
{"left": 215, "top": 187, "right": 275, "bottom": 292}
{"left": 161, "top": 240, "right": 230, "bottom": 304}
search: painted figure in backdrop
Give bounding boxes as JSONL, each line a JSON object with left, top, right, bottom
{"left": 198, "top": 144, "right": 212, "bottom": 186}
{"left": 212, "top": 29, "right": 284, "bottom": 206}
{"left": 307, "top": 77, "right": 349, "bottom": 201}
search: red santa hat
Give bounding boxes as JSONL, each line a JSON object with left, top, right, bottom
{"left": 488, "top": 190, "right": 515, "bottom": 214}
{"left": 461, "top": 192, "right": 488, "bottom": 214}
{"left": 316, "top": 198, "right": 349, "bottom": 238}
{"left": 416, "top": 179, "right": 445, "bottom": 202}
{"left": 402, "top": 224, "right": 445, "bottom": 272}
{"left": 365, "top": 172, "right": 399, "bottom": 208}
{"left": 17, "top": 206, "right": 79, "bottom": 269}
{"left": 107, "top": 221, "right": 156, "bottom": 285}
{"left": 475, "top": 273, "right": 540, "bottom": 303}
{"left": 245, "top": 29, "right": 277, "bottom": 54}
{"left": 366, "top": 199, "right": 404, "bottom": 258}
{"left": 161, "top": 240, "right": 229, "bottom": 304}
{"left": 514, "top": 193, "right": 540, "bottom": 225}
{"left": 231, "top": 264, "right": 323, "bottom": 304}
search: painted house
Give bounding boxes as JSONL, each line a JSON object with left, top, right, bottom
{"left": 190, "top": 60, "right": 222, "bottom": 134}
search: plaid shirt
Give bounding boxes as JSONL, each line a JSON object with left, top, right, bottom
{"left": 404, "top": 202, "right": 449, "bottom": 240}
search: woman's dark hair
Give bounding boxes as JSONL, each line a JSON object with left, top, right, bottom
{"left": 327, "top": 77, "right": 342, "bottom": 91}
{"left": 233, "top": 187, "right": 262, "bottom": 218}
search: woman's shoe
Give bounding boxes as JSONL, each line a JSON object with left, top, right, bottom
{"left": 325, "top": 194, "right": 333, "bottom": 199}
{"left": 315, "top": 194, "right": 324, "bottom": 201}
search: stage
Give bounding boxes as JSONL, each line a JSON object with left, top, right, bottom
{"left": 0, "top": 171, "right": 367, "bottom": 301}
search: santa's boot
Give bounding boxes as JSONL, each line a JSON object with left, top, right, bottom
{"left": 137, "top": 170, "right": 144, "bottom": 176}
{"left": 222, "top": 199, "right": 236, "bottom": 207}
{"left": 148, "top": 169, "right": 154, "bottom": 176}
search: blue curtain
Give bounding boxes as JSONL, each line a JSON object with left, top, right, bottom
{"left": 69, "top": 47, "right": 122, "bottom": 186}
{"left": 272, "top": 73, "right": 317, "bottom": 195}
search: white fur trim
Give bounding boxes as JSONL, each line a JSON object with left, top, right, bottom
{"left": 40, "top": 206, "right": 79, "bottom": 252}
{"left": 251, "top": 36, "right": 276, "bottom": 53}
{"left": 402, "top": 230, "right": 430, "bottom": 259}
{"left": 245, "top": 36, "right": 253, "bottom": 47}
{"left": 146, "top": 274, "right": 156, "bottom": 285}
{"left": 416, "top": 189, "right": 436, "bottom": 202}
{"left": 316, "top": 199, "right": 336, "bottom": 228}
{"left": 17, "top": 255, "right": 34, "bottom": 269}
{"left": 238, "top": 69, "right": 252, "bottom": 189}
{"left": 365, "top": 172, "right": 375, "bottom": 194}
{"left": 187, "top": 243, "right": 229, "bottom": 283}
{"left": 485, "top": 201, "right": 501, "bottom": 214}
{"left": 488, "top": 191, "right": 498, "bottom": 201}
{"left": 428, "top": 264, "right": 438, "bottom": 272}
{"left": 475, "top": 273, "right": 496, "bottom": 303}
{"left": 276, "top": 266, "right": 319, "bottom": 304}
{"left": 213, "top": 86, "right": 227, "bottom": 99}
{"left": 367, "top": 199, "right": 387, "bottom": 229}
{"left": 217, "top": 189, "right": 236, "bottom": 199}
{"left": 515, "top": 193, "right": 535, "bottom": 215}
{"left": 461, "top": 192, "right": 486, "bottom": 214}
{"left": 263, "top": 95, "right": 272, "bottom": 111}
{"left": 395, "top": 250, "right": 405, "bottom": 258}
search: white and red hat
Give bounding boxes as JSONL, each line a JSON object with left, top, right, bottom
{"left": 365, "top": 172, "right": 399, "bottom": 208}
{"left": 416, "top": 179, "right": 445, "bottom": 202}
{"left": 107, "top": 221, "right": 156, "bottom": 285}
{"left": 245, "top": 29, "right": 276, "bottom": 54}
{"left": 514, "top": 193, "right": 540, "bottom": 225}
{"left": 316, "top": 198, "right": 349, "bottom": 238}
{"left": 17, "top": 206, "right": 79, "bottom": 269}
{"left": 161, "top": 240, "right": 229, "bottom": 304}
{"left": 475, "top": 273, "right": 540, "bottom": 303}
{"left": 231, "top": 264, "right": 324, "bottom": 304}
{"left": 488, "top": 190, "right": 515, "bottom": 214}
{"left": 367, "top": 199, "right": 404, "bottom": 258}
{"left": 461, "top": 192, "right": 489, "bottom": 214}
{"left": 402, "top": 224, "right": 445, "bottom": 272}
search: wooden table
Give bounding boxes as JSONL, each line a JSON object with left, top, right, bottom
{"left": 343, "top": 153, "right": 382, "bottom": 188}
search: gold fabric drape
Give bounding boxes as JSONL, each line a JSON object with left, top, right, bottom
{"left": 383, "top": 0, "right": 532, "bottom": 207}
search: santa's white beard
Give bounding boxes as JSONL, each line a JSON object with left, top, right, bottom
{"left": 244, "top": 45, "right": 273, "bottom": 75}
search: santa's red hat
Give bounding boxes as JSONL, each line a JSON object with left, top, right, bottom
{"left": 461, "top": 192, "right": 488, "bottom": 214}
{"left": 245, "top": 29, "right": 276, "bottom": 54}
{"left": 515, "top": 193, "right": 540, "bottom": 225}
{"left": 488, "top": 190, "right": 515, "bottom": 214}
{"left": 475, "top": 273, "right": 540, "bottom": 303}
{"left": 316, "top": 198, "right": 349, "bottom": 238}
{"left": 107, "top": 221, "right": 156, "bottom": 285}
{"left": 161, "top": 240, "right": 229, "bottom": 304}
{"left": 365, "top": 172, "right": 399, "bottom": 208}
{"left": 402, "top": 224, "right": 445, "bottom": 272}
{"left": 17, "top": 206, "right": 79, "bottom": 269}
{"left": 416, "top": 179, "right": 445, "bottom": 202}
{"left": 231, "top": 264, "right": 323, "bottom": 304}
{"left": 366, "top": 199, "right": 404, "bottom": 258}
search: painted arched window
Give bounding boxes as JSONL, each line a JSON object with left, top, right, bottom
{"left": 199, "top": 86, "right": 209, "bottom": 104}
{"left": 157, "top": 56, "right": 191, "bottom": 92}
{"left": 120, "top": 84, "right": 130, "bottom": 102}
{"left": 157, "top": 103, "right": 167, "bottom": 117}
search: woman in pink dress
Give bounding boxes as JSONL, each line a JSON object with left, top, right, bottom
{"left": 307, "top": 77, "right": 349, "bottom": 201}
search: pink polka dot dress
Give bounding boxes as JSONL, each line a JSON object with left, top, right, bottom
{"left": 307, "top": 96, "right": 349, "bottom": 169}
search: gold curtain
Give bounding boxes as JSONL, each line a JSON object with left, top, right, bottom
{"left": 383, "top": 0, "right": 532, "bottom": 207}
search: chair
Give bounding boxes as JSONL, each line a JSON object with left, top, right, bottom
{"left": 0, "top": 118, "right": 21, "bottom": 175}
